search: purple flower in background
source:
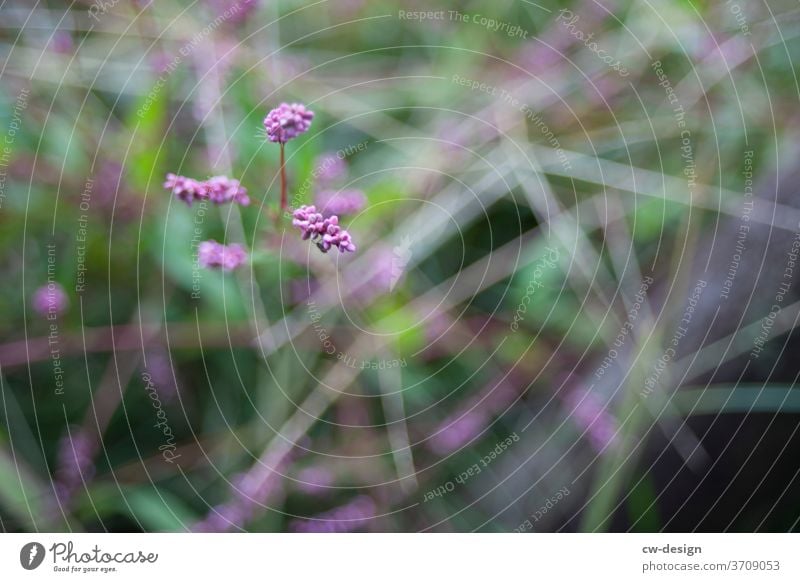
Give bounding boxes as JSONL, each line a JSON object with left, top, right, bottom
{"left": 143, "top": 350, "right": 178, "bottom": 403}
{"left": 164, "top": 173, "right": 249, "bottom": 206}
{"left": 50, "top": 31, "right": 73, "bottom": 54}
{"left": 193, "top": 447, "right": 305, "bottom": 532}
{"left": 429, "top": 411, "right": 489, "bottom": 456}
{"left": 32, "top": 283, "right": 69, "bottom": 318}
{"left": 315, "top": 189, "right": 366, "bottom": 216}
{"left": 292, "top": 205, "right": 356, "bottom": 253}
{"left": 149, "top": 51, "right": 172, "bottom": 74}
{"left": 198, "top": 240, "right": 247, "bottom": 271}
{"left": 54, "top": 430, "right": 96, "bottom": 506}
{"left": 564, "top": 389, "right": 618, "bottom": 453}
{"left": 206, "top": 175, "right": 250, "bottom": 205}
{"left": 315, "top": 153, "right": 348, "bottom": 185}
{"left": 194, "top": 469, "right": 285, "bottom": 532}
{"left": 295, "top": 466, "right": 335, "bottom": 495}
{"left": 289, "top": 495, "right": 375, "bottom": 532}
{"left": 264, "top": 103, "right": 314, "bottom": 143}
{"left": 428, "top": 375, "right": 521, "bottom": 455}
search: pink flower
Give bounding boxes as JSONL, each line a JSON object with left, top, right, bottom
{"left": 292, "top": 205, "right": 356, "bottom": 253}
{"left": 164, "top": 173, "right": 248, "bottom": 206}
{"left": 163, "top": 173, "right": 209, "bottom": 205}
{"left": 197, "top": 240, "right": 247, "bottom": 271}
{"left": 264, "top": 103, "right": 314, "bottom": 143}
{"left": 32, "top": 283, "right": 69, "bottom": 318}
{"left": 206, "top": 175, "right": 250, "bottom": 205}
{"left": 50, "top": 31, "right": 73, "bottom": 54}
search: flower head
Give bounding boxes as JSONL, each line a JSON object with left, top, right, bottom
{"left": 164, "top": 173, "right": 248, "bottom": 206}
{"left": 264, "top": 103, "right": 314, "bottom": 143}
{"left": 292, "top": 205, "right": 356, "bottom": 253}
{"left": 315, "top": 189, "right": 365, "bottom": 216}
{"left": 198, "top": 240, "right": 247, "bottom": 271}
{"left": 163, "top": 173, "right": 208, "bottom": 205}
{"left": 206, "top": 175, "right": 250, "bottom": 205}
{"left": 32, "top": 283, "right": 69, "bottom": 318}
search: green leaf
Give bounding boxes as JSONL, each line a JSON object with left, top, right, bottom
{"left": 125, "top": 488, "right": 196, "bottom": 532}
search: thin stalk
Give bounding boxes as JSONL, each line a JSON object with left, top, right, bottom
{"left": 279, "top": 142, "right": 287, "bottom": 212}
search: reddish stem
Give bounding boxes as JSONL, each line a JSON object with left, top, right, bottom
{"left": 279, "top": 142, "right": 287, "bottom": 212}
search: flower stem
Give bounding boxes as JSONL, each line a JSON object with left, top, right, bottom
{"left": 279, "top": 142, "right": 287, "bottom": 212}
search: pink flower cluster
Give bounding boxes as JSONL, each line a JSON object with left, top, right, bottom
{"left": 292, "top": 205, "right": 356, "bottom": 253}
{"left": 205, "top": 175, "right": 250, "bottom": 205}
{"left": 264, "top": 102, "right": 314, "bottom": 143}
{"left": 198, "top": 240, "right": 247, "bottom": 271}
{"left": 164, "top": 173, "right": 249, "bottom": 206}
{"left": 315, "top": 189, "right": 366, "bottom": 216}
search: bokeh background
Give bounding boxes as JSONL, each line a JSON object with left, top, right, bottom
{"left": 2, "top": 0, "right": 800, "bottom": 532}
